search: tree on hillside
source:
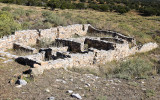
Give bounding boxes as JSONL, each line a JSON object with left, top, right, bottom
{"left": 0, "top": 11, "right": 21, "bottom": 37}
{"left": 47, "top": 0, "right": 61, "bottom": 10}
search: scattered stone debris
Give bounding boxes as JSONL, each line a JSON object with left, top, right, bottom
{"left": 16, "top": 85, "right": 22, "bottom": 88}
{"left": 3, "top": 59, "right": 13, "bottom": 63}
{"left": 85, "top": 83, "right": 91, "bottom": 87}
{"left": 16, "top": 79, "right": 27, "bottom": 86}
{"left": 56, "top": 79, "right": 67, "bottom": 84}
{"left": 45, "top": 88, "right": 50, "bottom": 92}
{"left": 48, "top": 96, "right": 55, "bottom": 100}
{"left": 141, "top": 81, "right": 145, "bottom": 84}
{"left": 0, "top": 57, "right": 5, "bottom": 60}
{"left": 66, "top": 90, "right": 73, "bottom": 94}
{"left": 71, "top": 93, "right": 82, "bottom": 99}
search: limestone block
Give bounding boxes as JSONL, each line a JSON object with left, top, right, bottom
{"left": 138, "top": 42, "right": 158, "bottom": 53}
{"left": 31, "top": 67, "right": 44, "bottom": 76}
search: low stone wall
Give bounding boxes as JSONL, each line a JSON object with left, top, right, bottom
{"left": 0, "top": 24, "right": 135, "bottom": 51}
{"left": 84, "top": 38, "right": 116, "bottom": 51}
{"left": 138, "top": 42, "right": 158, "bottom": 53}
{"left": 0, "top": 24, "right": 158, "bottom": 77}
{"left": 0, "top": 24, "right": 90, "bottom": 51}
{"left": 39, "top": 24, "right": 90, "bottom": 39}
{"left": 0, "top": 51, "right": 18, "bottom": 59}
{"left": 55, "top": 39, "right": 82, "bottom": 53}
{"left": 87, "top": 25, "right": 135, "bottom": 43}
{"left": 100, "top": 37, "right": 124, "bottom": 44}
{"left": 13, "top": 43, "right": 37, "bottom": 53}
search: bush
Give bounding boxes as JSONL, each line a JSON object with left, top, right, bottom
{"left": 60, "top": 2, "right": 76, "bottom": 9}
{"left": 12, "top": 8, "right": 26, "bottom": 19}
{"left": 0, "top": 11, "right": 21, "bottom": 37}
{"left": 1, "top": 6, "right": 12, "bottom": 11}
{"left": 25, "top": 10, "right": 35, "bottom": 16}
{"left": 42, "top": 11, "right": 66, "bottom": 26}
{"left": 80, "top": 0, "right": 86, "bottom": 2}
{"left": 113, "top": 58, "right": 152, "bottom": 79}
{"left": 99, "top": 4, "right": 109, "bottom": 11}
{"left": 115, "top": 5, "right": 130, "bottom": 14}
{"left": 22, "top": 22, "right": 31, "bottom": 30}
{"left": 13, "top": 8, "right": 26, "bottom": 16}
{"left": 75, "top": 3, "right": 85, "bottom": 9}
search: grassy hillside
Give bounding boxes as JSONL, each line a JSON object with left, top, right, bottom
{"left": 0, "top": 3, "right": 160, "bottom": 44}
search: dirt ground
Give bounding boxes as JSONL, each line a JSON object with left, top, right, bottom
{"left": 0, "top": 59, "right": 160, "bottom": 100}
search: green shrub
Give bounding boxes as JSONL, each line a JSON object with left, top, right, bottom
{"left": 12, "top": 8, "right": 26, "bottom": 19}
{"left": 145, "top": 89, "right": 155, "bottom": 98}
{"left": 31, "top": 21, "right": 52, "bottom": 29}
{"left": 25, "top": 10, "right": 35, "bottom": 16}
{"left": 42, "top": 11, "right": 66, "bottom": 26}
{"left": 113, "top": 58, "right": 152, "bottom": 79}
{"left": 42, "top": 11, "right": 52, "bottom": 17}
{"left": 75, "top": 3, "right": 85, "bottom": 9}
{"left": 96, "top": 96, "right": 107, "bottom": 100}
{"left": 0, "top": 11, "right": 21, "bottom": 37}
{"left": 61, "top": 12, "right": 73, "bottom": 19}
{"left": 13, "top": 8, "right": 26, "bottom": 16}
{"left": 22, "top": 22, "right": 31, "bottom": 30}
{"left": 1, "top": 6, "right": 12, "bottom": 11}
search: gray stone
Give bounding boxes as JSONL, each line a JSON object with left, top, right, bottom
{"left": 71, "top": 93, "right": 82, "bottom": 99}
{"left": 66, "top": 90, "right": 73, "bottom": 94}
{"left": 31, "top": 67, "right": 44, "bottom": 76}
{"left": 48, "top": 97, "right": 55, "bottom": 100}
{"left": 3, "top": 59, "right": 13, "bottom": 63}
{"left": 17, "top": 79, "right": 27, "bottom": 85}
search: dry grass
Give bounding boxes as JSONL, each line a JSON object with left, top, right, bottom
{"left": 0, "top": 3, "right": 159, "bottom": 44}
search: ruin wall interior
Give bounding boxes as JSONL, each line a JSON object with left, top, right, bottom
{"left": 0, "top": 24, "right": 158, "bottom": 76}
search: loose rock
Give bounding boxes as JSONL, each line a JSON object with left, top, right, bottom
{"left": 16, "top": 79, "right": 27, "bottom": 85}
{"left": 48, "top": 97, "right": 55, "bottom": 100}
{"left": 66, "top": 90, "right": 73, "bottom": 94}
{"left": 71, "top": 93, "right": 82, "bottom": 99}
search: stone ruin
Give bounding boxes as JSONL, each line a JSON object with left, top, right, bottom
{"left": 0, "top": 24, "right": 158, "bottom": 76}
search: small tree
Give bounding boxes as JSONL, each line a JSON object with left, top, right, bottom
{"left": 47, "top": 0, "right": 61, "bottom": 10}
{"left": 0, "top": 11, "right": 21, "bottom": 37}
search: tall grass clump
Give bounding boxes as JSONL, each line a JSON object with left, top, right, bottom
{"left": 13, "top": 8, "right": 26, "bottom": 18}
{"left": 113, "top": 58, "right": 152, "bottom": 80}
{"left": 1, "top": 6, "right": 12, "bottom": 11}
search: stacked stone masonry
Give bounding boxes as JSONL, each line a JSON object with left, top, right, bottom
{"left": 0, "top": 24, "right": 158, "bottom": 76}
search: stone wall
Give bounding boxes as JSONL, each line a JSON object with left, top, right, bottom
{"left": 0, "top": 24, "right": 137, "bottom": 52}
{"left": 84, "top": 38, "right": 116, "bottom": 51}
{"left": 39, "top": 24, "right": 90, "bottom": 39}
{"left": 138, "top": 42, "right": 158, "bottom": 53}
{"left": 0, "top": 24, "right": 91, "bottom": 51}
{"left": 0, "top": 24, "right": 158, "bottom": 76}
{"left": 55, "top": 39, "right": 82, "bottom": 53}
{"left": 87, "top": 25, "right": 135, "bottom": 43}
{"left": 100, "top": 37, "right": 124, "bottom": 44}
{"left": 13, "top": 43, "right": 37, "bottom": 53}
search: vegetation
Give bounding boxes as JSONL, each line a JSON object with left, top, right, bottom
{"left": 0, "top": 11, "right": 21, "bottom": 37}
{"left": 0, "top": 3, "right": 159, "bottom": 43}
{"left": 0, "top": 0, "right": 160, "bottom": 15}
{"left": 69, "top": 58, "right": 155, "bottom": 80}
{"left": 113, "top": 58, "right": 152, "bottom": 79}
